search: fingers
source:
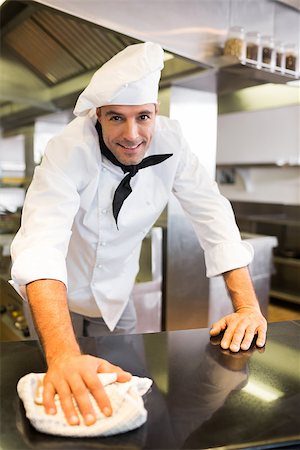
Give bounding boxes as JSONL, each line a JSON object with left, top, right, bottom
{"left": 42, "top": 355, "right": 132, "bottom": 427}
{"left": 68, "top": 373, "right": 99, "bottom": 425}
{"left": 43, "top": 377, "right": 80, "bottom": 425}
{"left": 209, "top": 317, "right": 227, "bottom": 336}
{"left": 115, "top": 369, "right": 132, "bottom": 382}
{"left": 255, "top": 324, "right": 267, "bottom": 348}
{"left": 43, "top": 380, "right": 57, "bottom": 415}
{"left": 221, "top": 320, "right": 254, "bottom": 352}
{"left": 97, "top": 359, "right": 132, "bottom": 382}
{"left": 43, "top": 374, "right": 110, "bottom": 426}
{"left": 57, "top": 380, "right": 81, "bottom": 425}
{"left": 240, "top": 325, "right": 257, "bottom": 351}
{"left": 211, "top": 311, "right": 267, "bottom": 353}
{"left": 83, "top": 370, "right": 112, "bottom": 418}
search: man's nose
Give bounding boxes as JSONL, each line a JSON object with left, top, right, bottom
{"left": 122, "top": 120, "right": 139, "bottom": 142}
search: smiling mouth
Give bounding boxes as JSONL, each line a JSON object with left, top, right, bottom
{"left": 118, "top": 143, "right": 143, "bottom": 150}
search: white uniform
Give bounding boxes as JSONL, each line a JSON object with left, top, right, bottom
{"left": 11, "top": 112, "right": 253, "bottom": 331}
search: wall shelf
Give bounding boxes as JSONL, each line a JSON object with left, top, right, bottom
{"left": 216, "top": 164, "right": 300, "bottom": 192}
{"left": 178, "top": 59, "right": 300, "bottom": 95}
{"left": 216, "top": 163, "right": 300, "bottom": 169}
{"left": 273, "top": 256, "right": 300, "bottom": 268}
{"left": 270, "top": 289, "right": 300, "bottom": 305}
{"left": 0, "top": 177, "right": 30, "bottom": 188}
{"left": 219, "top": 61, "right": 299, "bottom": 86}
{"left": 233, "top": 204, "right": 300, "bottom": 308}
{"left": 236, "top": 213, "right": 300, "bottom": 228}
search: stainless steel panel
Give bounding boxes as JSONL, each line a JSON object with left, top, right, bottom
{"left": 208, "top": 234, "right": 278, "bottom": 324}
{"left": 33, "top": 10, "right": 105, "bottom": 70}
{"left": 2, "top": 5, "right": 139, "bottom": 85}
{"left": 275, "top": 0, "right": 300, "bottom": 11}
{"left": 133, "top": 227, "right": 163, "bottom": 333}
{"left": 165, "top": 196, "right": 209, "bottom": 330}
{"left": 4, "top": 18, "right": 84, "bottom": 83}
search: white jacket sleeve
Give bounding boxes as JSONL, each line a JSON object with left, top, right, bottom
{"left": 172, "top": 132, "right": 253, "bottom": 277}
{"left": 10, "top": 137, "right": 81, "bottom": 289}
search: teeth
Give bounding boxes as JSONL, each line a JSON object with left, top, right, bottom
{"left": 122, "top": 144, "right": 140, "bottom": 149}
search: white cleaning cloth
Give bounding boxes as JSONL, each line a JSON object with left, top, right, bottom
{"left": 17, "top": 372, "right": 152, "bottom": 437}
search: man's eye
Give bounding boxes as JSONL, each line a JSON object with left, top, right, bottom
{"left": 139, "top": 114, "right": 150, "bottom": 121}
{"left": 110, "top": 116, "right": 122, "bottom": 121}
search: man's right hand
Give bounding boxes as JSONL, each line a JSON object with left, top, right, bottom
{"left": 43, "top": 354, "right": 132, "bottom": 426}
{"left": 25, "top": 280, "right": 132, "bottom": 425}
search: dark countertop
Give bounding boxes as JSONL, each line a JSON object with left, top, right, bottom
{"left": 1, "top": 321, "right": 300, "bottom": 450}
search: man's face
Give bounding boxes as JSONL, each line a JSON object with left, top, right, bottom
{"left": 96, "top": 103, "right": 157, "bottom": 166}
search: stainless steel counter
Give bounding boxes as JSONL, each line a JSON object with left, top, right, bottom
{"left": 1, "top": 321, "right": 300, "bottom": 449}
{"left": 209, "top": 233, "right": 278, "bottom": 324}
{"left": 166, "top": 202, "right": 278, "bottom": 331}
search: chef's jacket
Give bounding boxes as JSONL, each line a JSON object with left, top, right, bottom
{"left": 11, "top": 112, "right": 253, "bottom": 331}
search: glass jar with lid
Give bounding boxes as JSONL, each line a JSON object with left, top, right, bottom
{"left": 284, "top": 43, "right": 298, "bottom": 73}
{"left": 274, "top": 40, "right": 284, "bottom": 73}
{"left": 245, "top": 31, "right": 261, "bottom": 66}
{"left": 224, "top": 26, "right": 245, "bottom": 61}
{"left": 261, "top": 35, "right": 275, "bottom": 70}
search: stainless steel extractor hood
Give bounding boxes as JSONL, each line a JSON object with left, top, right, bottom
{"left": 0, "top": 0, "right": 205, "bottom": 130}
{"left": 1, "top": 0, "right": 299, "bottom": 131}
{"left": 275, "top": 0, "right": 300, "bottom": 11}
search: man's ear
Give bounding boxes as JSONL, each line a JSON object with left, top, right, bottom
{"left": 96, "top": 107, "right": 101, "bottom": 120}
{"left": 155, "top": 103, "right": 160, "bottom": 115}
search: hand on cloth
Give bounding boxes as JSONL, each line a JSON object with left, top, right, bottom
{"left": 42, "top": 354, "right": 132, "bottom": 426}
{"left": 209, "top": 306, "right": 267, "bottom": 353}
{"left": 17, "top": 369, "right": 152, "bottom": 437}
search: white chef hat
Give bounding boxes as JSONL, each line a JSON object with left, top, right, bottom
{"left": 73, "top": 41, "right": 164, "bottom": 116}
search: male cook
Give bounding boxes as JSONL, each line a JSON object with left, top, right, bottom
{"left": 10, "top": 42, "right": 267, "bottom": 427}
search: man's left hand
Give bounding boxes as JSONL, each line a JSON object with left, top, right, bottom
{"left": 209, "top": 307, "right": 267, "bottom": 352}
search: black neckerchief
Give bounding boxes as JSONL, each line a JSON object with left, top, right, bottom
{"left": 95, "top": 120, "right": 172, "bottom": 228}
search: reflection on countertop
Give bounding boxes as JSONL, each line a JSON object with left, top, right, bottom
{"left": 1, "top": 320, "right": 300, "bottom": 449}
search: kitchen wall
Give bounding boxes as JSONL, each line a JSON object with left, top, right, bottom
{"left": 217, "top": 166, "right": 300, "bottom": 205}
{"left": 0, "top": 134, "right": 25, "bottom": 179}
{"left": 168, "top": 86, "right": 218, "bottom": 177}
{"left": 216, "top": 86, "right": 300, "bottom": 205}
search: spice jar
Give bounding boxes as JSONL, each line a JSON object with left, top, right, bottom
{"left": 245, "top": 31, "right": 261, "bottom": 66}
{"left": 261, "top": 35, "right": 275, "bottom": 70}
{"left": 284, "top": 44, "right": 298, "bottom": 73}
{"left": 274, "top": 40, "right": 284, "bottom": 73}
{"left": 224, "top": 26, "right": 245, "bottom": 61}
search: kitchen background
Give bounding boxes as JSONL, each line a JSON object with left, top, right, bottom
{"left": 0, "top": 0, "right": 299, "bottom": 340}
